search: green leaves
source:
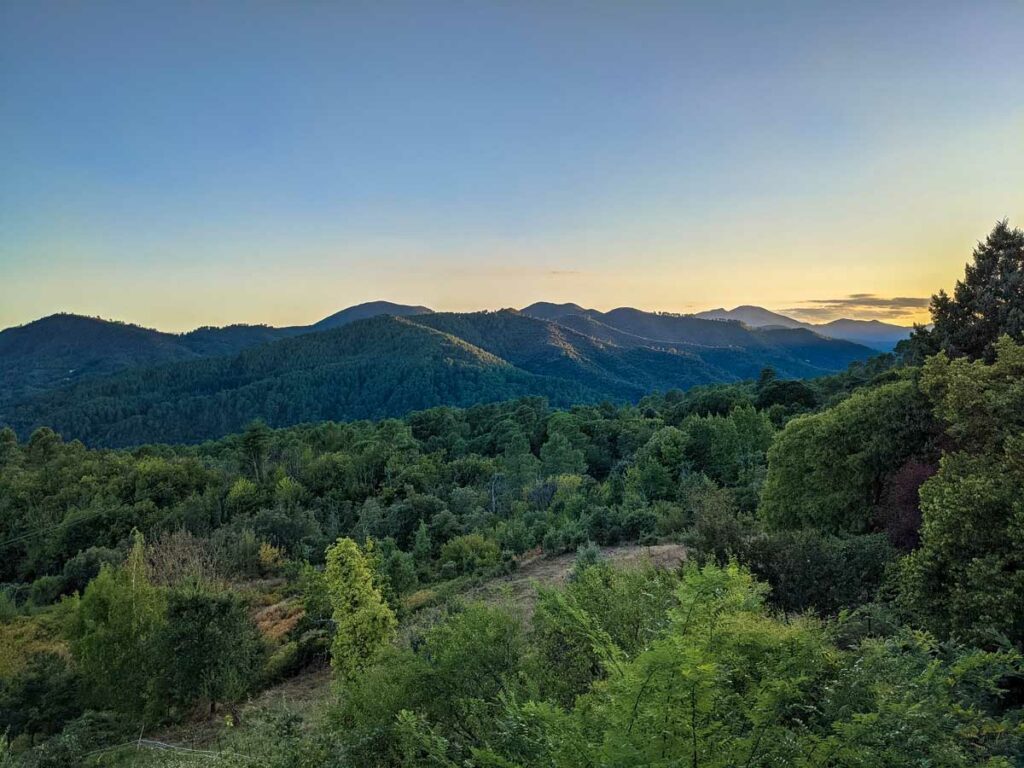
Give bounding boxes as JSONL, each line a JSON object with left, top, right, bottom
{"left": 900, "top": 337, "right": 1024, "bottom": 646}
{"left": 323, "top": 537, "right": 397, "bottom": 680}
{"left": 68, "top": 532, "right": 166, "bottom": 719}
{"left": 761, "top": 380, "right": 935, "bottom": 533}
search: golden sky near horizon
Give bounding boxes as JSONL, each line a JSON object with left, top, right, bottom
{"left": 2, "top": 2, "right": 1022, "bottom": 333}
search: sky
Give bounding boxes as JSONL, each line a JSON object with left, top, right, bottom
{"left": 2, "top": 1, "right": 1022, "bottom": 332}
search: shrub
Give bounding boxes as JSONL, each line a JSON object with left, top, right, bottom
{"left": 27, "top": 576, "right": 62, "bottom": 607}
{"left": 743, "top": 531, "right": 896, "bottom": 615}
{"left": 569, "top": 541, "right": 604, "bottom": 581}
{"left": 439, "top": 534, "right": 500, "bottom": 576}
{"left": 157, "top": 587, "right": 264, "bottom": 715}
{"left": 60, "top": 547, "right": 121, "bottom": 596}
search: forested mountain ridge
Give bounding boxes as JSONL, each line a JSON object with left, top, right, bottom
{"left": 0, "top": 302, "right": 435, "bottom": 406}
{"left": 0, "top": 314, "right": 202, "bottom": 408}
{"left": 527, "top": 301, "right": 914, "bottom": 351}
{"left": 303, "top": 300, "right": 433, "bottom": 331}
{"left": 1, "top": 300, "right": 894, "bottom": 415}
{"left": 1, "top": 310, "right": 874, "bottom": 447}
{"left": 1, "top": 315, "right": 602, "bottom": 447}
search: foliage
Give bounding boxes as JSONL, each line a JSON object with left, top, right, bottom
{"left": 156, "top": 587, "right": 264, "bottom": 716}
{"left": 760, "top": 379, "right": 936, "bottom": 533}
{"left": 743, "top": 530, "right": 896, "bottom": 615}
{"left": 912, "top": 219, "right": 1024, "bottom": 361}
{"left": 0, "top": 653, "right": 81, "bottom": 744}
{"left": 898, "top": 337, "right": 1024, "bottom": 646}
{"left": 323, "top": 538, "right": 396, "bottom": 679}
{"left": 319, "top": 563, "right": 1024, "bottom": 767}
{"left": 1, "top": 274, "right": 1023, "bottom": 767}
{"left": 68, "top": 533, "right": 166, "bottom": 718}
{"left": 438, "top": 533, "right": 500, "bottom": 576}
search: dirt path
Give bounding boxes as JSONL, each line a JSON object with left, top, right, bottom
{"left": 468, "top": 542, "right": 687, "bottom": 614}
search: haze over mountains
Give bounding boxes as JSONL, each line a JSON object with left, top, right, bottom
{"left": 0, "top": 300, "right": 901, "bottom": 447}
{"left": 691, "top": 305, "right": 914, "bottom": 351}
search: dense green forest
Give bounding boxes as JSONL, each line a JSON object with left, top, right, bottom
{"left": 0, "top": 302, "right": 433, "bottom": 409}
{"left": 0, "top": 304, "right": 874, "bottom": 448}
{"left": 1, "top": 222, "right": 1023, "bottom": 767}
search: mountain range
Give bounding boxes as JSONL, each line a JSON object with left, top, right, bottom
{"left": 0, "top": 301, "right": 901, "bottom": 447}
{"left": 691, "top": 305, "right": 913, "bottom": 350}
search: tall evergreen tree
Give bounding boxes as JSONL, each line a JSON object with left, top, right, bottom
{"left": 914, "top": 219, "right": 1024, "bottom": 360}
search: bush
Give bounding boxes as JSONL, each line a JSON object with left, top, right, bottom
{"left": 743, "top": 531, "right": 896, "bottom": 615}
{"left": 569, "top": 541, "right": 604, "bottom": 581}
{"left": 263, "top": 641, "right": 300, "bottom": 683}
{"left": 0, "top": 588, "right": 17, "bottom": 621}
{"left": 0, "top": 653, "right": 82, "bottom": 741}
{"left": 28, "top": 576, "right": 63, "bottom": 607}
{"left": 439, "top": 534, "right": 500, "bottom": 576}
{"left": 541, "top": 518, "right": 589, "bottom": 554}
{"left": 60, "top": 547, "right": 121, "bottom": 596}
{"left": 18, "top": 710, "right": 132, "bottom": 768}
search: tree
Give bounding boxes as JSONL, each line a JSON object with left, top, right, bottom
{"left": 540, "top": 432, "right": 586, "bottom": 477}
{"left": 69, "top": 532, "right": 166, "bottom": 718}
{"left": 624, "top": 427, "right": 689, "bottom": 503}
{"left": 760, "top": 380, "right": 935, "bottom": 533}
{"left": 899, "top": 337, "right": 1024, "bottom": 644}
{"left": 370, "top": 537, "right": 418, "bottom": 605}
{"left": 323, "top": 538, "right": 396, "bottom": 679}
{"left": 241, "top": 420, "right": 272, "bottom": 482}
{"left": 0, "top": 428, "right": 16, "bottom": 467}
{"left": 156, "top": 587, "right": 264, "bottom": 716}
{"left": 496, "top": 564, "right": 1023, "bottom": 767}
{"left": 412, "top": 520, "right": 433, "bottom": 576}
{"left": 916, "top": 219, "right": 1024, "bottom": 361}
{"left": 0, "top": 653, "right": 82, "bottom": 742}
{"left": 438, "top": 533, "right": 500, "bottom": 576}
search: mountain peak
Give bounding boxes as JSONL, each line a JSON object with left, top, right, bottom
{"left": 693, "top": 305, "right": 809, "bottom": 330}
{"left": 519, "top": 302, "right": 594, "bottom": 321}
{"left": 310, "top": 301, "right": 434, "bottom": 331}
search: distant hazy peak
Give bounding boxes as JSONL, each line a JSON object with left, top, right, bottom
{"left": 693, "top": 306, "right": 810, "bottom": 330}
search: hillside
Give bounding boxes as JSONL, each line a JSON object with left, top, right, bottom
{"left": 0, "top": 314, "right": 201, "bottom": 408}
{"left": 1, "top": 310, "right": 875, "bottom": 447}
{"left": 815, "top": 317, "right": 916, "bottom": 350}
{"left": 0, "top": 302, "right": 435, "bottom": 405}
{"left": 305, "top": 300, "right": 433, "bottom": 331}
{"left": 2, "top": 316, "right": 610, "bottom": 446}
{"left": 524, "top": 303, "right": 912, "bottom": 351}
{"left": 693, "top": 305, "right": 811, "bottom": 329}
{"left": 521, "top": 305, "right": 873, "bottom": 376}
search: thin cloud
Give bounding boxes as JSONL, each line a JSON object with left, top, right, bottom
{"left": 546, "top": 269, "right": 584, "bottom": 277}
{"left": 784, "top": 294, "right": 930, "bottom": 322}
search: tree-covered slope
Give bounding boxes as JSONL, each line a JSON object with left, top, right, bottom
{"left": 522, "top": 308, "right": 871, "bottom": 378}
{"left": 1, "top": 310, "right": 876, "bottom": 447}
{"left": 0, "top": 303, "right": 436, "bottom": 406}
{"left": 0, "top": 314, "right": 201, "bottom": 407}
{"left": 2, "top": 317, "right": 614, "bottom": 446}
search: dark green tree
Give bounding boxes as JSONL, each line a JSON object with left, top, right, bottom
{"left": 915, "top": 219, "right": 1024, "bottom": 361}
{"left": 241, "top": 420, "right": 272, "bottom": 482}
{"left": 69, "top": 532, "right": 166, "bottom": 718}
{"left": 157, "top": 587, "right": 264, "bottom": 716}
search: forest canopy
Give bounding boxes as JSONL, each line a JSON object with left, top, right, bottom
{"left": 2, "top": 221, "right": 1024, "bottom": 767}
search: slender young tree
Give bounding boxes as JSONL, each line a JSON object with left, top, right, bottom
{"left": 323, "top": 537, "right": 396, "bottom": 679}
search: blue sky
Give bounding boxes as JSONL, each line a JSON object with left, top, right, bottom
{"left": 2, "top": 1, "right": 1022, "bottom": 331}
